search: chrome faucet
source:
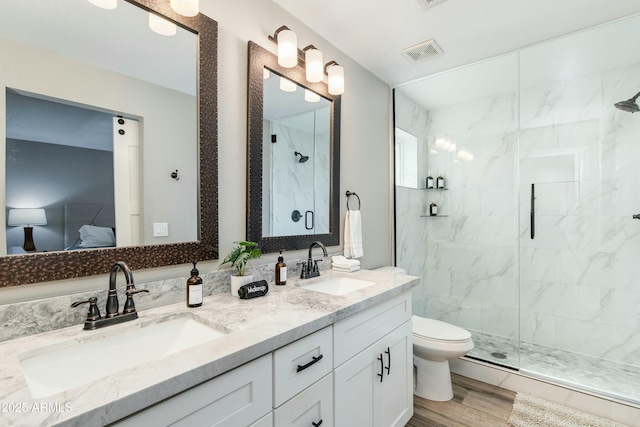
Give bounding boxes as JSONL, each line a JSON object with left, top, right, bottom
{"left": 72, "top": 261, "right": 149, "bottom": 330}
{"left": 299, "top": 241, "right": 328, "bottom": 279}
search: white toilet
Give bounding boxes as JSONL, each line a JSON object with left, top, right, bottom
{"left": 412, "top": 315, "right": 474, "bottom": 401}
{"left": 373, "top": 266, "right": 474, "bottom": 402}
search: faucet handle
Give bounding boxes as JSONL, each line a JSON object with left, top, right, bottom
{"left": 297, "top": 262, "right": 307, "bottom": 278}
{"left": 313, "top": 259, "right": 322, "bottom": 272}
{"left": 71, "top": 297, "right": 101, "bottom": 322}
{"left": 123, "top": 289, "right": 149, "bottom": 315}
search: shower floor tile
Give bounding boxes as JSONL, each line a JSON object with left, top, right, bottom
{"left": 467, "top": 330, "right": 640, "bottom": 405}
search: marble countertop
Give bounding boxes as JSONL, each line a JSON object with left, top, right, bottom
{"left": 0, "top": 269, "right": 418, "bottom": 427}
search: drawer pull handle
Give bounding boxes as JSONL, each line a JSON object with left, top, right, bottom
{"left": 377, "top": 354, "right": 384, "bottom": 382}
{"left": 312, "top": 420, "right": 323, "bottom": 426}
{"left": 385, "top": 347, "right": 391, "bottom": 375}
{"left": 297, "top": 354, "right": 323, "bottom": 373}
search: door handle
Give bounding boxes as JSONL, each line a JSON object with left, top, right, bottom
{"left": 384, "top": 347, "right": 391, "bottom": 375}
{"left": 296, "top": 354, "right": 323, "bottom": 373}
{"left": 530, "top": 183, "right": 535, "bottom": 240}
{"left": 377, "top": 354, "right": 384, "bottom": 382}
{"left": 305, "top": 210, "right": 314, "bottom": 230}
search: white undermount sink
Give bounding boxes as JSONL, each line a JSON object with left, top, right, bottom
{"left": 301, "top": 276, "right": 376, "bottom": 296}
{"left": 19, "top": 315, "right": 227, "bottom": 398}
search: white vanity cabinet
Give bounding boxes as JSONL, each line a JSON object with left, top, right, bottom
{"left": 112, "top": 354, "right": 273, "bottom": 427}
{"left": 333, "top": 292, "right": 413, "bottom": 427}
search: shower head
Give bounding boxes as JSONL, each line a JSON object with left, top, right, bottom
{"left": 614, "top": 90, "right": 640, "bottom": 113}
{"left": 294, "top": 151, "right": 309, "bottom": 163}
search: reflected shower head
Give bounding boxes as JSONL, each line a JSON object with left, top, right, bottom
{"left": 614, "top": 90, "right": 640, "bottom": 113}
{"left": 294, "top": 151, "right": 309, "bottom": 163}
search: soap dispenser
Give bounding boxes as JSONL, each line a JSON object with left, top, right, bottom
{"left": 429, "top": 200, "right": 438, "bottom": 216}
{"left": 426, "top": 171, "right": 434, "bottom": 189}
{"left": 436, "top": 174, "right": 445, "bottom": 189}
{"left": 187, "top": 260, "right": 203, "bottom": 307}
{"left": 275, "top": 250, "right": 287, "bottom": 286}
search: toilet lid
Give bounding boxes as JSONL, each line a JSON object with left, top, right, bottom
{"left": 412, "top": 315, "right": 472, "bottom": 342}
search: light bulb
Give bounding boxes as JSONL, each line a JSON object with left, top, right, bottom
{"left": 305, "top": 90, "right": 320, "bottom": 102}
{"left": 327, "top": 64, "right": 344, "bottom": 95}
{"left": 170, "top": 0, "right": 199, "bottom": 17}
{"left": 149, "top": 13, "right": 176, "bottom": 36}
{"left": 305, "top": 48, "right": 323, "bottom": 83}
{"left": 280, "top": 77, "right": 297, "bottom": 92}
{"left": 277, "top": 29, "right": 298, "bottom": 68}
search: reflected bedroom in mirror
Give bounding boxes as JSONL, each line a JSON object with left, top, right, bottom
{"left": 0, "top": 0, "right": 218, "bottom": 285}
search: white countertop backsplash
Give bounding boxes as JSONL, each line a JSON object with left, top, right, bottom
{"left": 0, "top": 266, "right": 418, "bottom": 427}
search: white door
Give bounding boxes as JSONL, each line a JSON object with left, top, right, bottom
{"left": 112, "top": 117, "right": 141, "bottom": 246}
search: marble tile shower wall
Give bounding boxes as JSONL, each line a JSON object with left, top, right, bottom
{"left": 396, "top": 58, "right": 640, "bottom": 368}
{"left": 517, "top": 62, "right": 640, "bottom": 366}
{"left": 0, "top": 256, "right": 333, "bottom": 342}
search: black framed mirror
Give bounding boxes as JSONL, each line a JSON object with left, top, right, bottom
{"left": 0, "top": 0, "right": 218, "bottom": 286}
{"left": 247, "top": 41, "right": 340, "bottom": 253}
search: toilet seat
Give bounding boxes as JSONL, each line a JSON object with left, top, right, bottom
{"left": 412, "top": 315, "right": 472, "bottom": 343}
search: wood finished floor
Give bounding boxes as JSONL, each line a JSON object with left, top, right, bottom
{"left": 407, "top": 373, "right": 516, "bottom": 427}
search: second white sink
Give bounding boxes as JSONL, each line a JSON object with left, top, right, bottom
{"left": 301, "top": 277, "right": 376, "bottom": 296}
{"left": 19, "top": 315, "right": 227, "bottom": 398}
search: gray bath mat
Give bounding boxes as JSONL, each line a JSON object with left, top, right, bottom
{"left": 508, "top": 393, "right": 629, "bottom": 427}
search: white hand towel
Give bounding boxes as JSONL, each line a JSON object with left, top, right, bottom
{"left": 332, "top": 255, "right": 361, "bottom": 267}
{"left": 344, "top": 209, "right": 363, "bottom": 259}
{"left": 332, "top": 264, "right": 361, "bottom": 272}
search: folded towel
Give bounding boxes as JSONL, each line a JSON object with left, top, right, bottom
{"left": 332, "top": 264, "right": 361, "bottom": 272}
{"left": 344, "top": 209, "right": 363, "bottom": 259}
{"left": 332, "top": 255, "right": 361, "bottom": 268}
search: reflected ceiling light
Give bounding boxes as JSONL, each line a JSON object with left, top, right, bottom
{"left": 263, "top": 68, "right": 270, "bottom": 79}
{"left": 325, "top": 61, "right": 344, "bottom": 95}
{"left": 274, "top": 26, "right": 298, "bottom": 68}
{"left": 305, "top": 90, "right": 320, "bottom": 103}
{"left": 303, "top": 45, "right": 324, "bottom": 83}
{"left": 280, "top": 77, "right": 297, "bottom": 92}
{"left": 88, "top": 0, "right": 117, "bottom": 9}
{"left": 170, "top": 0, "right": 199, "bottom": 17}
{"left": 149, "top": 13, "right": 176, "bottom": 36}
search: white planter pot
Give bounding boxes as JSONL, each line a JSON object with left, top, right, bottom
{"left": 230, "top": 274, "right": 253, "bottom": 297}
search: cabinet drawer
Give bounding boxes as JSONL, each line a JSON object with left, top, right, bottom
{"left": 273, "top": 373, "right": 333, "bottom": 427}
{"left": 114, "top": 354, "right": 272, "bottom": 427}
{"left": 333, "top": 291, "right": 411, "bottom": 367}
{"left": 249, "top": 413, "right": 273, "bottom": 427}
{"left": 273, "top": 326, "right": 333, "bottom": 407}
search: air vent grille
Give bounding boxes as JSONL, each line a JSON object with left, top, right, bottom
{"left": 416, "top": 0, "right": 447, "bottom": 10}
{"left": 401, "top": 39, "right": 444, "bottom": 63}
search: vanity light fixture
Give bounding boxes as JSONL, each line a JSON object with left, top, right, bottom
{"left": 269, "top": 26, "right": 345, "bottom": 94}
{"left": 148, "top": 13, "right": 176, "bottom": 36}
{"left": 280, "top": 76, "right": 297, "bottom": 92}
{"left": 325, "top": 61, "right": 345, "bottom": 95}
{"left": 305, "top": 89, "right": 321, "bottom": 103}
{"left": 170, "top": 0, "right": 199, "bottom": 17}
{"left": 88, "top": 0, "right": 117, "bottom": 9}
{"left": 303, "top": 45, "right": 324, "bottom": 83}
{"left": 7, "top": 208, "right": 47, "bottom": 252}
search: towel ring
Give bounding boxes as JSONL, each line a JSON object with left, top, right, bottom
{"left": 346, "top": 190, "right": 361, "bottom": 210}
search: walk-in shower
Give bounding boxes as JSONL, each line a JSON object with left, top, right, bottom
{"left": 394, "top": 13, "right": 640, "bottom": 406}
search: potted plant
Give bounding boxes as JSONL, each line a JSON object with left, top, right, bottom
{"left": 221, "top": 241, "right": 262, "bottom": 296}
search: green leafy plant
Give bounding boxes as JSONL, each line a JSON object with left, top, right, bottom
{"left": 221, "top": 241, "right": 262, "bottom": 276}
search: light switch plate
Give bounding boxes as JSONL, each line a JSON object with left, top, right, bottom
{"left": 153, "top": 222, "right": 169, "bottom": 237}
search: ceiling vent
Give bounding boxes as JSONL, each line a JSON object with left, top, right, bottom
{"left": 401, "top": 39, "right": 444, "bottom": 63}
{"left": 416, "top": 0, "right": 447, "bottom": 10}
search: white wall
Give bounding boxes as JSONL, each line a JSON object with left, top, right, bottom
{"left": 0, "top": 0, "right": 392, "bottom": 302}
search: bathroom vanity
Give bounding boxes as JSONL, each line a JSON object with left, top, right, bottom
{"left": 0, "top": 269, "right": 417, "bottom": 426}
